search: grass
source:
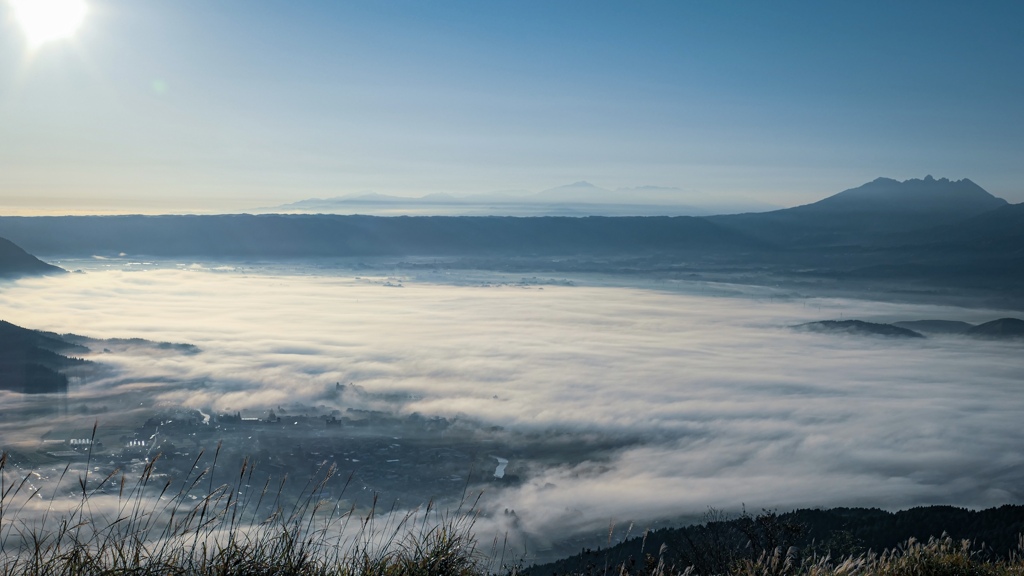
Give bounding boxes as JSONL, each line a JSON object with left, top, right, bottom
{"left": 727, "top": 535, "right": 1024, "bottom": 576}
{"left": 0, "top": 425, "right": 495, "bottom": 576}
{"left": 549, "top": 522, "right": 1024, "bottom": 576}
{"left": 2, "top": 430, "right": 1023, "bottom": 576}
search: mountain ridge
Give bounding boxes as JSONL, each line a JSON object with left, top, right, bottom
{"left": 1, "top": 176, "right": 1020, "bottom": 303}
{"left": 0, "top": 214, "right": 762, "bottom": 258}
{"left": 268, "top": 181, "right": 776, "bottom": 216}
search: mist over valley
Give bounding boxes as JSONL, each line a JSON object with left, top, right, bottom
{"left": 1, "top": 228, "right": 1022, "bottom": 561}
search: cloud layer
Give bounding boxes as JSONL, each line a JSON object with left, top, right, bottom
{"left": 1, "top": 261, "right": 1022, "bottom": 545}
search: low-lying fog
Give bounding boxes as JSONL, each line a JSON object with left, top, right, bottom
{"left": 1, "top": 259, "right": 1022, "bottom": 551}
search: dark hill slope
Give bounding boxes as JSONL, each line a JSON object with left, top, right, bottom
{"left": 531, "top": 505, "right": 1024, "bottom": 575}
{"left": 709, "top": 177, "right": 1008, "bottom": 247}
{"left": 967, "top": 318, "right": 1024, "bottom": 338}
{"left": 0, "top": 236, "right": 63, "bottom": 277}
{"left": 837, "top": 203, "right": 1024, "bottom": 292}
{"left": 884, "top": 202, "right": 1024, "bottom": 253}
{"left": 0, "top": 214, "right": 759, "bottom": 258}
{"left": 0, "top": 320, "right": 88, "bottom": 394}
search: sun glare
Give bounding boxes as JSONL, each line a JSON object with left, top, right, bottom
{"left": 9, "top": 0, "right": 87, "bottom": 48}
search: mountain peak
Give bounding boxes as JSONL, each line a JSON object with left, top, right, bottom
{"left": 798, "top": 176, "right": 1008, "bottom": 216}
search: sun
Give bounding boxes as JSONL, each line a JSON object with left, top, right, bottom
{"left": 8, "top": 0, "right": 87, "bottom": 48}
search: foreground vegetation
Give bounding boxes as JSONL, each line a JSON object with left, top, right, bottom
{"left": 541, "top": 520, "right": 1024, "bottom": 576}
{"left": 0, "top": 441, "right": 493, "bottom": 576}
{"left": 2, "top": 441, "right": 1023, "bottom": 576}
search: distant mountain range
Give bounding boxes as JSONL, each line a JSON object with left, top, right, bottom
{"left": 0, "top": 214, "right": 759, "bottom": 257}
{"left": 1, "top": 176, "right": 1017, "bottom": 256}
{"left": 0, "top": 176, "right": 1020, "bottom": 300}
{"left": 266, "top": 181, "right": 778, "bottom": 217}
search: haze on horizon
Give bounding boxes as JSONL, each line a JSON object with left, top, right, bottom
{"left": 2, "top": 0, "right": 1023, "bottom": 215}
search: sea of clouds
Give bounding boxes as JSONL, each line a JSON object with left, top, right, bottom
{"left": 1, "top": 261, "right": 1022, "bottom": 546}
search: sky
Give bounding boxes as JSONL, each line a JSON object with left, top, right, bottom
{"left": 1, "top": 0, "right": 1023, "bottom": 214}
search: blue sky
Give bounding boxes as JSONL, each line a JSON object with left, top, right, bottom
{"left": 1, "top": 0, "right": 1022, "bottom": 213}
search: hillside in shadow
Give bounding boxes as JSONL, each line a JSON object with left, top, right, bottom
{"left": 0, "top": 320, "right": 88, "bottom": 394}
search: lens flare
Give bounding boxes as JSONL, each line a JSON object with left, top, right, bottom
{"left": 9, "top": 0, "right": 87, "bottom": 48}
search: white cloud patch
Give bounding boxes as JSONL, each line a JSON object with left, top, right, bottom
{"left": 1, "top": 263, "right": 1022, "bottom": 544}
